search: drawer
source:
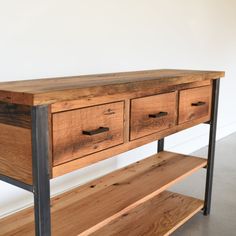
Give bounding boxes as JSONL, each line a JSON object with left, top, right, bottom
{"left": 130, "top": 92, "right": 177, "bottom": 140}
{"left": 178, "top": 85, "right": 212, "bottom": 124}
{"left": 53, "top": 102, "right": 124, "bottom": 165}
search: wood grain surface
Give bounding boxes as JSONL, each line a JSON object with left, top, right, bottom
{"left": 0, "top": 102, "right": 31, "bottom": 128}
{"left": 53, "top": 115, "right": 210, "bottom": 177}
{"left": 91, "top": 191, "right": 204, "bottom": 236}
{"left": 0, "top": 123, "right": 32, "bottom": 184}
{"left": 179, "top": 85, "right": 212, "bottom": 124}
{"left": 0, "top": 69, "right": 224, "bottom": 105}
{"left": 53, "top": 102, "right": 124, "bottom": 166}
{"left": 130, "top": 91, "right": 177, "bottom": 140}
{"left": 51, "top": 80, "right": 211, "bottom": 113}
{"left": 0, "top": 151, "right": 206, "bottom": 236}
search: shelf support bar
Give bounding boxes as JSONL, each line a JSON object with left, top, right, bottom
{"left": 158, "top": 138, "right": 165, "bottom": 152}
{"left": 204, "top": 79, "right": 220, "bottom": 215}
{"left": 0, "top": 174, "right": 33, "bottom": 192}
{"left": 32, "top": 105, "right": 51, "bottom": 236}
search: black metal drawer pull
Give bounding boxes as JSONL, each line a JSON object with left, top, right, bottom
{"left": 82, "top": 127, "right": 109, "bottom": 136}
{"left": 149, "top": 111, "right": 168, "bottom": 118}
{"left": 191, "top": 101, "right": 206, "bottom": 107}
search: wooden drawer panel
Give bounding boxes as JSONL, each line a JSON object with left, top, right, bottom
{"left": 179, "top": 86, "right": 212, "bottom": 124}
{"left": 53, "top": 102, "right": 124, "bottom": 166}
{"left": 130, "top": 92, "right": 177, "bottom": 140}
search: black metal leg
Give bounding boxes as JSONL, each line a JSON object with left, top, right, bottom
{"left": 158, "top": 138, "right": 164, "bottom": 152}
{"left": 204, "top": 79, "right": 220, "bottom": 215}
{"left": 31, "top": 105, "right": 51, "bottom": 236}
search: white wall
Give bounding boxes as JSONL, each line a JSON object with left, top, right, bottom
{"left": 1, "top": 0, "right": 236, "bottom": 218}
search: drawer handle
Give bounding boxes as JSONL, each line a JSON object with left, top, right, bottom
{"left": 149, "top": 112, "right": 168, "bottom": 118}
{"left": 191, "top": 101, "right": 206, "bottom": 107}
{"left": 82, "top": 127, "right": 109, "bottom": 136}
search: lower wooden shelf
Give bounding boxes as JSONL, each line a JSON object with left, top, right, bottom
{"left": 89, "top": 191, "right": 204, "bottom": 236}
{"left": 0, "top": 151, "right": 206, "bottom": 236}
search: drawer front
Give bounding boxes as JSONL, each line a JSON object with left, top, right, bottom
{"left": 130, "top": 92, "right": 177, "bottom": 140}
{"left": 179, "top": 85, "right": 212, "bottom": 124}
{"left": 53, "top": 102, "right": 124, "bottom": 165}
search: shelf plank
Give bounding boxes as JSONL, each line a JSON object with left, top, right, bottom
{"left": 0, "top": 151, "right": 206, "bottom": 236}
{"left": 89, "top": 191, "right": 204, "bottom": 236}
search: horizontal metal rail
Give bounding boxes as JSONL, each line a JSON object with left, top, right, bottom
{"left": 0, "top": 174, "right": 33, "bottom": 192}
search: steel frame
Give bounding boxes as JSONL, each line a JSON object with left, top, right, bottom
{"left": 31, "top": 105, "right": 51, "bottom": 236}
{"left": 0, "top": 105, "right": 51, "bottom": 235}
{"left": 204, "top": 79, "right": 220, "bottom": 215}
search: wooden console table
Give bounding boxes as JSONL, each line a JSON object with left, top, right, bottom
{"left": 0, "top": 69, "right": 225, "bottom": 235}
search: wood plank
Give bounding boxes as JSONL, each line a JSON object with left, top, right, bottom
{"left": 0, "top": 151, "right": 206, "bottom": 236}
{"left": 0, "top": 90, "right": 33, "bottom": 105}
{"left": 89, "top": 191, "right": 203, "bottom": 236}
{"left": 179, "top": 85, "right": 212, "bottom": 124}
{"left": 53, "top": 116, "right": 209, "bottom": 177}
{"left": 130, "top": 91, "right": 177, "bottom": 140}
{"left": 51, "top": 80, "right": 211, "bottom": 113}
{"left": 0, "top": 102, "right": 31, "bottom": 128}
{"left": 0, "top": 123, "right": 32, "bottom": 185}
{"left": 52, "top": 102, "right": 124, "bottom": 166}
{"left": 0, "top": 69, "right": 224, "bottom": 105}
